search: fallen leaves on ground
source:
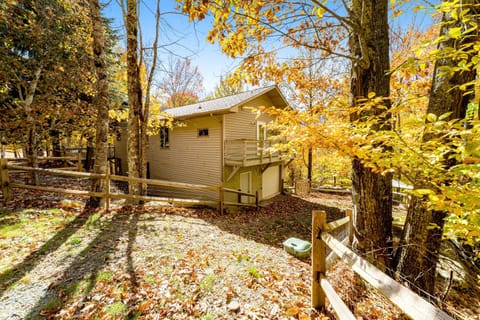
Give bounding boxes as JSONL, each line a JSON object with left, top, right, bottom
{"left": 0, "top": 179, "right": 479, "bottom": 319}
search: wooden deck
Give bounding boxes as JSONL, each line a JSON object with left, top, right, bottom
{"left": 224, "top": 139, "right": 287, "bottom": 167}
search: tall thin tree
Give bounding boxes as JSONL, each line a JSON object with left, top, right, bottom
{"left": 86, "top": 0, "right": 111, "bottom": 208}
{"left": 125, "top": 0, "right": 143, "bottom": 196}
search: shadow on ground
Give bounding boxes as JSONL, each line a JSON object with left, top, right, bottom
{"left": 0, "top": 209, "right": 93, "bottom": 298}
{"left": 24, "top": 206, "right": 140, "bottom": 319}
{"left": 195, "top": 194, "right": 349, "bottom": 249}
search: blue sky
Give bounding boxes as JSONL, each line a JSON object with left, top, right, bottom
{"left": 102, "top": 0, "right": 237, "bottom": 95}
{"left": 102, "top": 0, "right": 437, "bottom": 96}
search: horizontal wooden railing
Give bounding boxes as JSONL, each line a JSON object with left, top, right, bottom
{"left": 312, "top": 210, "right": 453, "bottom": 320}
{"left": 224, "top": 139, "right": 286, "bottom": 165}
{"left": 222, "top": 187, "right": 259, "bottom": 208}
{"left": 0, "top": 159, "right": 258, "bottom": 211}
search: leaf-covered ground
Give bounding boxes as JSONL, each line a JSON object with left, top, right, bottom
{"left": 0, "top": 181, "right": 478, "bottom": 319}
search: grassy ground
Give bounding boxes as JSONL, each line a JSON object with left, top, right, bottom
{"left": 0, "top": 187, "right": 478, "bottom": 319}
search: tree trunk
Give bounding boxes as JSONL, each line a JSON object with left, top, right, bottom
{"left": 86, "top": 0, "right": 111, "bottom": 209}
{"left": 26, "top": 125, "right": 39, "bottom": 185}
{"left": 349, "top": 0, "right": 393, "bottom": 270}
{"left": 394, "top": 1, "right": 478, "bottom": 295}
{"left": 126, "top": 0, "right": 142, "bottom": 197}
{"left": 50, "top": 128, "right": 62, "bottom": 157}
{"left": 24, "top": 67, "right": 42, "bottom": 185}
{"left": 84, "top": 137, "right": 95, "bottom": 172}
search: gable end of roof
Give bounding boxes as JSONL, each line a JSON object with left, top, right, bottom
{"left": 163, "top": 85, "right": 289, "bottom": 119}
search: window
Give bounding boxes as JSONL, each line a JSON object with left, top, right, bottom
{"left": 198, "top": 128, "right": 209, "bottom": 137}
{"left": 160, "top": 126, "right": 169, "bottom": 148}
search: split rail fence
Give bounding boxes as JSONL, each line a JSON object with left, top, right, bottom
{"left": 312, "top": 210, "right": 453, "bottom": 320}
{"left": 0, "top": 159, "right": 258, "bottom": 211}
{"left": 3, "top": 154, "right": 84, "bottom": 171}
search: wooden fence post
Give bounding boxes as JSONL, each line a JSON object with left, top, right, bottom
{"left": 0, "top": 159, "right": 10, "bottom": 204}
{"left": 105, "top": 166, "right": 110, "bottom": 212}
{"left": 76, "top": 152, "right": 82, "bottom": 172}
{"left": 312, "top": 210, "right": 326, "bottom": 309}
{"left": 346, "top": 209, "right": 353, "bottom": 245}
{"left": 219, "top": 183, "right": 224, "bottom": 214}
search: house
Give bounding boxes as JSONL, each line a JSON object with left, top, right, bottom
{"left": 114, "top": 85, "right": 290, "bottom": 205}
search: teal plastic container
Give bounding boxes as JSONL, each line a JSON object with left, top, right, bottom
{"left": 283, "top": 237, "right": 311, "bottom": 258}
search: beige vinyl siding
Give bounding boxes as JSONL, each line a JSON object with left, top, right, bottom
{"left": 147, "top": 115, "right": 222, "bottom": 200}
{"left": 224, "top": 95, "right": 276, "bottom": 140}
{"left": 223, "top": 95, "right": 280, "bottom": 204}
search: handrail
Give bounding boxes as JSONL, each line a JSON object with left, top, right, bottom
{"left": 224, "top": 139, "right": 286, "bottom": 164}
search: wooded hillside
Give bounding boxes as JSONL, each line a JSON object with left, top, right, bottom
{"left": 0, "top": 0, "right": 479, "bottom": 318}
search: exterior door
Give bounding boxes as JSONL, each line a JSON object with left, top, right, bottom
{"left": 262, "top": 165, "right": 280, "bottom": 199}
{"left": 240, "top": 171, "right": 252, "bottom": 203}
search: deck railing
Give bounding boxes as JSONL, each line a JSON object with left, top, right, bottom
{"left": 224, "top": 139, "right": 286, "bottom": 165}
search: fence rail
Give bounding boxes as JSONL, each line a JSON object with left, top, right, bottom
{"left": 5, "top": 154, "right": 84, "bottom": 171}
{"left": 0, "top": 159, "right": 258, "bottom": 211}
{"left": 312, "top": 210, "right": 453, "bottom": 320}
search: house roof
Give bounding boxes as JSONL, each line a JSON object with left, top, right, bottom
{"left": 163, "top": 85, "right": 289, "bottom": 120}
